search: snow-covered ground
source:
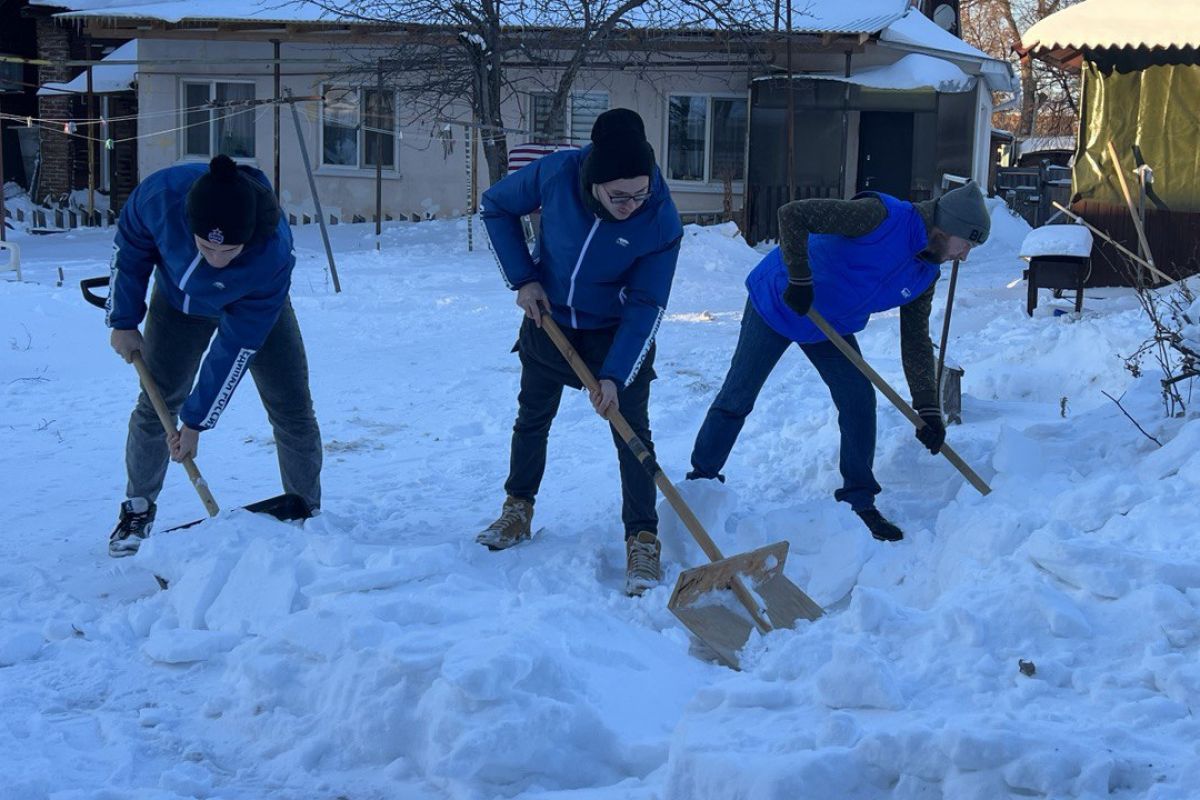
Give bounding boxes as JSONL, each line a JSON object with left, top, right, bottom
{"left": 2, "top": 203, "right": 1198, "bottom": 800}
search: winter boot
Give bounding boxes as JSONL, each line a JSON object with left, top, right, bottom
{"left": 475, "top": 496, "right": 534, "bottom": 550}
{"left": 624, "top": 531, "right": 661, "bottom": 596}
{"left": 109, "top": 498, "right": 157, "bottom": 558}
{"left": 856, "top": 508, "right": 904, "bottom": 542}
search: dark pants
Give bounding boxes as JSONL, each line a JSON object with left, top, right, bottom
{"left": 125, "top": 289, "right": 323, "bottom": 510}
{"left": 689, "top": 300, "right": 881, "bottom": 511}
{"left": 505, "top": 317, "right": 658, "bottom": 538}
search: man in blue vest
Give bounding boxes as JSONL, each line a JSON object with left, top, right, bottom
{"left": 105, "top": 155, "right": 322, "bottom": 557}
{"left": 477, "top": 108, "right": 682, "bottom": 596}
{"left": 688, "top": 182, "right": 991, "bottom": 541}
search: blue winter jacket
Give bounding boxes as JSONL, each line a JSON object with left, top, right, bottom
{"left": 481, "top": 146, "right": 683, "bottom": 387}
{"left": 747, "top": 193, "right": 939, "bottom": 344}
{"left": 106, "top": 162, "right": 295, "bottom": 430}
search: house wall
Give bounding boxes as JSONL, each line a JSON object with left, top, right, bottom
{"left": 134, "top": 38, "right": 752, "bottom": 223}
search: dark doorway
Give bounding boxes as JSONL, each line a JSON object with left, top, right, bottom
{"left": 857, "top": 111, "right": 914, "bottom": 198}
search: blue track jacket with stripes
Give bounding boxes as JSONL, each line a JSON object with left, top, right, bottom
{"left": 481, "top": 146, "right": 683, "bottom": 387}
{"left": 106, "top": 162, "right": 295, "bottom": 431}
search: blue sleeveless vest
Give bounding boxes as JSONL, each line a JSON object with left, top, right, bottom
{"left": 746, "top": 193, "right": 939, "bottom": 344}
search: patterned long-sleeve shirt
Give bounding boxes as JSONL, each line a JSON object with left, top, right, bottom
{"left": 777, "top": 197, "right": 941, "bottom": 411}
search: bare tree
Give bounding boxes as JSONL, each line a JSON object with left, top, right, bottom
{"left": 300, "top": 0, "right": 768, "bottom": 184}
{"left": 961, "top": 0, "right": 1082, "bottom": 138}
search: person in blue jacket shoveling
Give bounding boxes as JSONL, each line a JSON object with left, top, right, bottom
{"left": 477, "top": 108, "right": 683, "bottom": 596}
{"left": 105, "top": 154, "right": 322, "bottom": 557}
{"left": 687, "top": 182, "right": 991, "bottom": 541}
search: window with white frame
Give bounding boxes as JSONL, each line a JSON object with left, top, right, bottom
{"left": 666, "top": 94, "right": 747, "bottom": 183}
{"left": 182, "top": 80, "right": 256, "bottom": 159}
{"left": 528, "top": 91, "right": 610, "bottom": 143}
{"left": 321, "top": 85, "right": 397, "bottom": 170}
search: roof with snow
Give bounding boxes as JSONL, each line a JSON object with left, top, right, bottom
{"left": 1021, "top": 0, "right": 1200, "bottom": 68}
{"left": 756, "top": 52, "right": 977, "bottom": 93}
{"left": 31, "top": 0, "right": 911, "bottom": 34}
{"left": 38, "top": 39, "right": 138, "bottom": 95}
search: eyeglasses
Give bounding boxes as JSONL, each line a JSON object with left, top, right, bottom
{"left": 602, "top": 186, "right": 652, "bottom": 206}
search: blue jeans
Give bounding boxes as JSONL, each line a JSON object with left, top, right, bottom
{"left": 688, "top": 300, "right": 881, "bottom": 511}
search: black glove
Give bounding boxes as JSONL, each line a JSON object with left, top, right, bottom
{"left": 915, "top": 407, "right": 946, "bottom": 454}
{"left": 782, "top": 281, "right": 814, "bottom": 316}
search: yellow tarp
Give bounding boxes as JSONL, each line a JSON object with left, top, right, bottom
{"left": 1074, "top": 62, "right": 1200, "bottom": 212}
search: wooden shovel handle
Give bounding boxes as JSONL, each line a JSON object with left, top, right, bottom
{"left": 805, "top": 310, "right": 991, "bottom": 496}
{"left": 131, "top": 352, "right": 220, "bottom": 517}
{"left": 537, "top": 314, "right": 774, "bottom": 633}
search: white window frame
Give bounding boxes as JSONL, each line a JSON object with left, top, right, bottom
{"left": 318, "top": 84, "right": 401, "bottom": 173}
{"left": 179, "top": 78, "right": 259, "bottom": 161}
{"left": 664, "top": 92, "right": 748, "bottom": 188}
{"left": 527, "top": 90, "right": 611, "bottom": 144}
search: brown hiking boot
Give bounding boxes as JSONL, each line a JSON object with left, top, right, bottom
{"left": 475, "top": 496, "right": 534, "bottom": 550}
{"left": 624, "top": 531, "right": 661, "bottom": 596}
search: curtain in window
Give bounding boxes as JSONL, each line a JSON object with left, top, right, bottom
{"left": 183, "top": 83, "right": 211, "bottom": 157}
{"left": 323, "top": 87, "right": 359, "bottom": 166}
{"left": 215, "top": 82, "right": 255, "bottom": 158}
{"left": 710, "top": 98, "right": 747, "bottom": 182}
{"left": 668, "top": 95, "right": 706, "bottom": 181}
{"left": 363, "top": 88, "right": 395, "bottom": 168}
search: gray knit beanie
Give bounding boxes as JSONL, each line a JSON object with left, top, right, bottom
{"left": 935, "top": 181, "right": 990, "bottom": 245}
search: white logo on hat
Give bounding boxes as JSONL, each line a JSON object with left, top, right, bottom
{"left": 207, "top": 228, "right": 225, "bottom": 244}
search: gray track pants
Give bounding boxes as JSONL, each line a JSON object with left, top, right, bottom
{"left": 124, "top": 288, "right": 323, "bottom": 510}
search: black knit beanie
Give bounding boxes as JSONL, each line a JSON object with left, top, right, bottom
{"left": 581, "top": 108, "right": 656, "bottom": 186}
{"left": 186, "top": 155, "right": 279, "bottom": 246}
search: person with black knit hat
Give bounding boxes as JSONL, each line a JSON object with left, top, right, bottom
{"left": 688, "top": 181, "right": 991, "bottom": 543}
{"left": 105, "top": 154, "right": 323, "bottom": 557}
{"left": 477, "top": 107, "right": 683, "bottom": 596}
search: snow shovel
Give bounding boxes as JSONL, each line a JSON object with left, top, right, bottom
{"left": 80, "top": 276, "right": 313, "bottom": 537}
{"left": 806, "top": 308, "right": 991, "bottom": 496}
{"left": 538, "top": 314, "right": 823, "bottom": 670}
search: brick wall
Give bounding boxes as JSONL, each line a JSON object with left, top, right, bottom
{"left": 35, "top": 17, "right": 75, "bottom": 202}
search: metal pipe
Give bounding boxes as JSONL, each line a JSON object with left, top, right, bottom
{"left": 375, "top": 59, "right": 384, "bottom": 250}
{"left": 286, "top": 89, "right": 342, "bottom": 293}
{"left": 273, "top": 39, "right": 281, "bottom": 201}
{"left": 86, "top": 65, "right": 96, "bottom": 222}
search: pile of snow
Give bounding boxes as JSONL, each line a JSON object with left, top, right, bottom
{"left": 1, "top": 202, "right": 1198, "bottom": 799}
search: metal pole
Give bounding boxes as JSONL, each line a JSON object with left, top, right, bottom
{"left": 466, "top": 123, "right": 475, "bottom": 251}
{"left": 0, "top": 95, "right": 6, "bottom": 243}
{"left": 785, "top": 0, "right": 795, "bottom": 202}
{"left": 272, "top": 40, "right": 281, "bottom": 202}
{"left": 86, "top": 65, "right": 95, "bottom": 223}
{"left": 936, "top": 258, "right": 960, "bottom": 391}
{"left": 285, "top": 89, "right": 341, "bottom": 293}
{"left": 375, "top": 59, "right": 383, "bottom": 251}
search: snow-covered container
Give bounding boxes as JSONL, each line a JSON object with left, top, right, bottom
{"left": 1020, "top": 223, "right": 1094, "bottom": 316}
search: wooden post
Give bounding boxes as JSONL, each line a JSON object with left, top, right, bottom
{"left": 375, "top": 59, "right": 383, "bottom": 251}
{"left": 839, "top": 50, "right": 851, "bottom": 198}
{"left": 87, "top": 65, "right": 95, "bottom": 224}
{"left": 286, "top": 89, "right": 342, "bottom": 293}
{"left": 785, "top": 0, "right": 795, "bottom": 202}
{"left": 272, "top": 40, "right": 281, "bottom": 202}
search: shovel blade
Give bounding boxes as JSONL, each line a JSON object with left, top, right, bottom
{"left": 668, "top": 541, "right": 823, "bottom": 670}
{"left": 162, "top": 492, "right": 313, "bottom": 534}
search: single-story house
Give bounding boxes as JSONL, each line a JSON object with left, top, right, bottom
{"left": 30, "top": 0, "right": 1015, "bottom": 237}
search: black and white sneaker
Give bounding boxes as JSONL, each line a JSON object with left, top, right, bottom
{"left": 109, "top": 498, "right": 157, "bottom": 558}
